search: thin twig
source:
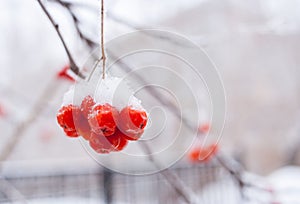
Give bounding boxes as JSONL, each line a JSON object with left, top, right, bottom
{"left": 0, "top": 81, "right": 59, "bottom": 164}
{"left": 215, "top": 155, "right": 243, "bottom": 185}
{"left": 0, "top": 177, "right": 27, "bottom": 203}
{"left": 215, "top": 154, "right": 273, "bottom": 199}
{"left": 140, "top": 143, "right": 195, "bottom": 203}
{"left": 107, "top": 51, "right": 196, "bottom": 131}
{"left": 100, "top": 0, "right": 106, "bottom": 79}
{"left": 106, "top": 12, "right": 192, "bottom": 48}
{"left": 37, "top": 0, "right": 85, "bottom": 79}
{"left": 50, "top": 0, "right": 96, "bottom": 48}
{"left": 50, "top": 0, "right": 192, "bottom": 48}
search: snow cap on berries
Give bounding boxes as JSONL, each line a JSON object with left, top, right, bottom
{"left": 62, "top": 87, "right": 75, "bottom": 106}
{"left": 94, "top": 75, "right": 144, "bottom": 111}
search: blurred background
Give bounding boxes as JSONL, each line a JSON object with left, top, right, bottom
{"left": 1, "top": 0, "right": 300, "bottom": 203}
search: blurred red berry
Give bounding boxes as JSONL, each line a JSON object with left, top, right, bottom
{"left": 198, "top": 123, "right": 210, "bottom": 134}
{"left": 40, "top": 128, "right": 54, "bottom": 143}
{"left": 89, "top": 131, "right": 127, "bottom": 154}
{"left": 118, "top": 106, "right": 147, "bottom": 140}
{"left": 188, "top": 143, "right": 219, "bottom": 163}
{"left": 0, "top": 104, "right": 5, "bottom": 117}
{"left": 81, "top": 95, "right": 96, "bottom": 118}
{"left": 189, "top": 148, "right": 201, "bottom": 162}
{"left": 57, "top": 65, "right": 75, "bottom": 82}
{"left": 88, "top": 103, "right": 118, "bottom": 136}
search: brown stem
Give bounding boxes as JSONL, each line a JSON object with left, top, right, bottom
{"left": 100, "top": 0, "right": 106, "bottom": 79}
{"left": 37, "top": 0, "right": 85, "bottom": 79}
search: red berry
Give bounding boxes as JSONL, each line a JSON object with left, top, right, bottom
{"left": 118, "top": 106, "right": 147, "bottom": 140}
{"left": 112, "top": 129, "right": 129, "bottom": 151}
{"left": 89, "top": 131, "right": 128, "bottom": 154}
{"left": 57, "top": 104, "right": 92, "bottom": 139}
{"left": 64, "top": 129, "right": 79, "bottom": 137}
{"left": 80, "top": 95, "right": 95, "bottom": 118}
{"left": 74, "top": 112, "right": 91, "bottom": 140}
{"left": 57, "top": 105, "right": 81, "bottom": 137}
{"left": 88, "top": 103, "right": 118, "bottom": 136}
{"left": 188, "top": 148, "right": 200, "bottom": 163}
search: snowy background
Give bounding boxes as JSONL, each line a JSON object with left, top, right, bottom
{"left": 1, "top": 0, "right": 300, "bottom": 203}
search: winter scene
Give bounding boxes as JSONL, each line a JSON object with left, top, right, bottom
{"left": 1, "top": 0, "right": 300, "bottom": 203}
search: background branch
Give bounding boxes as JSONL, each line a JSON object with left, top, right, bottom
{"left": 140, "top": 143, "right": 196, "bottom": 203}
{"left": 50, "top": 0, "right": 96, "bottom": 48}
{"left": 37, "top": 0, "right": 85, "bottom": 79}
{"left": 0, "top": 81, "right": 59, "bottom": 165}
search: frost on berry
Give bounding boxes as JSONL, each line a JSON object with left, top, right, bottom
{"left": 88, "top": 103, "right": 118, "bottom": 136}
{"left": 81, "top": 95, "right": 96, "bottom": 118}
{"left": 118, "top": 106, "right": 148, "bottom": 140}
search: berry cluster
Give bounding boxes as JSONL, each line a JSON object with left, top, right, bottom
{"left": 188, "top": 144, "right": 218, "bottom": 163}
{"left": 57, "top": 95, "right": 148, "bottom": 154}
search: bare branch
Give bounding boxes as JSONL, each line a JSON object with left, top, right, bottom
{"left": 0, "top": 81, "right": 59, "bottom": 165}
{"left": 50, "top": 0, "right": 97, "bottom": 48}
{"left": 106, "top": 12, "right": 192, "bottom": 48}
{"left": 107, "top": 51, "right": 196, "bottom": 131}
{"left": 140, "top": 142, "right": 196, "bottom": 203}
{"left": 37, "top": 0, "right": 85, "bottom": 79}
{"left": 50, "top": 0, "right": 191, "bottom": 48}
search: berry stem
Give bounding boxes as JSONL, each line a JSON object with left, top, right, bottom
{"left": 36, "top": 0, "right": 85, "bottom": 79}
{"left": 100, "top": 0, "right": 106, "bottom": 79}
